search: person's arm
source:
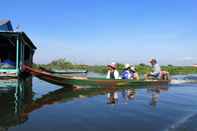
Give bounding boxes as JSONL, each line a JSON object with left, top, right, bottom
{"left": 134, "top": 73, "right": 140, "bottom": 80}
{"left": 106, "top": 71, "right": 110, "bottom": 79}
{"left": 128, "top": 72, "right": 132, "bottom": 79}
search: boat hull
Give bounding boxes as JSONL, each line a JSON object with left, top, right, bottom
{"left": 23, "top": 65, "right": 170, "bottom": 87}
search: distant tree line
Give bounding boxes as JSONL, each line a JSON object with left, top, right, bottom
{"left": 33, "top": 58, "right": 197, "bottom": 75}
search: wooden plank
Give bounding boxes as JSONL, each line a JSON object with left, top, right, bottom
{"left": 0, "top": 69, "right": 17, "bottom": 73}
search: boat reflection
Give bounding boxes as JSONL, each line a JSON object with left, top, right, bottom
{"left": 0, "top": 79, "right": 169, "bottom": 129}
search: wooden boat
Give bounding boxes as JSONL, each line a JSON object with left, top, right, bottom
{"left": 23, "top": 65, "right": 170, "bottom": 87}
{"left": 39, "top": 67, "right": 88, "bottom": 74}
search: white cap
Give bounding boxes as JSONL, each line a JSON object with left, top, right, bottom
{"left": 124, "top": 64, "right": 131, "bottom": 69}
{"left": 130, "top": 66, "right": 136, "bottom": 71}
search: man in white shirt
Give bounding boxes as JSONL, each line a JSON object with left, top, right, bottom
{"left": 145, "top": 58, "right": 161, "bottom": 80}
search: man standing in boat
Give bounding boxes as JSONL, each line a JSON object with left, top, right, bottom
{"left": 106, "top": 62, "right": 120, "bottom": 79}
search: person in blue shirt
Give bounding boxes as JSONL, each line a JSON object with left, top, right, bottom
{"left": 121, "top": 64, "right": 133, "bottom": 79}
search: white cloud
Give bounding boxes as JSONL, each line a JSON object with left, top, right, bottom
{"left": 182, "top": 57, "right": 195, "bottom": 61}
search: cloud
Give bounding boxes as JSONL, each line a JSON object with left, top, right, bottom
{"left": 182, "top": 57, "right": 195, "bottom": 61}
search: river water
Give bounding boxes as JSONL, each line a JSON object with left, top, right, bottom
{"left": 1, "top": 75, "right": 197, "bottom": 131}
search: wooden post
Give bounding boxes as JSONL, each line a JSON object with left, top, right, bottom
{"left": 20, "top": 39, "right": 24, "bottom": 69}
{"left": 16, "top": 35, "right": 19, "bottom": 76}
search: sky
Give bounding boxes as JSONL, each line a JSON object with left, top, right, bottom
{"left": 1, "top": 0, "right": 197, "bottom": 65}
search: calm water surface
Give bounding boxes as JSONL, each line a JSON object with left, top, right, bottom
{"left": 1, "top": 75, "right": 197, "bottom": 131}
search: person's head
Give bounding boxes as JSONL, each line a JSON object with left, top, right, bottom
{"left": 130, "top": 65, "right": 136, "bottom": 73}
{"left": 149, "top": 58, "right": 157, "bottom": 65}
{"left": 124, "top": 64, "right": 131, "bottom": 70}
{"left": 107, "top": 62, "right": 116, "bottom": 71}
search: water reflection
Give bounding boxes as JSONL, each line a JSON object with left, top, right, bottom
{"left": 106, "top": 85, "right": 169, "bottom": 105}
{"left": 147, "top": 85, "right": 169, "bottom": 107}
{"left": 107, "top": 89, "right": 136, "bottom": 104}
{"left": 107, "top": 91, "right": 118, "bottom": 104}
{"left": 0, "top": 78, "right": 169, "bottom": 130}
{"left": 122, "top": 89, "right": 136, "bottom": 104}
{"left": 0, "top": 77, "right": 32, "bottom": 130}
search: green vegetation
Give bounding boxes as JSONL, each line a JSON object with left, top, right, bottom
{"left": 34, "top": 58, "right": 197, "bottom": 75}
{"left": 161, "top": 66, "right": 197, "bottom": 75}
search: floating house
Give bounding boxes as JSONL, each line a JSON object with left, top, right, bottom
{"left": 0, "top": 19, "right": 36, "bottom": 78}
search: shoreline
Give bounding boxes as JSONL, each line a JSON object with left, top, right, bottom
{"left": 33, "top": 59, "right": 197, "bottom": 75}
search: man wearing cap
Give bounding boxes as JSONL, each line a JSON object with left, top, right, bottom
{"left": 145, "top": 58, "right": 161, "bottom": 79}
{"left": 106, "top": 62, "right": 120, "bottom": 79}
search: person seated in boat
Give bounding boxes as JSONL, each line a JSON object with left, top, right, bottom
{"left": 145, "top": 58, "right": 161, "bottom": 80}
{"left": 121, "top": 64, "right": 132, "bottom": 79}
{"left": 106, "top": 62, "right": 120, "bottom": 79}
{"left": 130, "top": 65, "right": 140, "bottom": 80}
{"left": 160, "top": 70, "right": 170, "bottom": 80}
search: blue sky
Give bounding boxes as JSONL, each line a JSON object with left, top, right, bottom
{"left": 1, "top": 0, "right": 197, "bottom": 65}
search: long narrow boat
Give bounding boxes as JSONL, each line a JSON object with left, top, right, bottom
{"left": 23, "top": 65, "right": 170, "bottom": 87}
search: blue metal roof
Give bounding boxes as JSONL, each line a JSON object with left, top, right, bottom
{"left": 0, "top": 19, "right": 13, "bottom": 31}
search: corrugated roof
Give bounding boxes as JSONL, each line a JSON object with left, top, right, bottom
{"left": 0, "top": 19, "right": 10, "bottom": 25}
{"left": 0, "top": 19, "right": 13, "bottom": 31}
{"left": 0, "top": 20, "right": 36, "bottom": 49}
{"left": 0, "top": 32, "right": 37, "bottom": 49}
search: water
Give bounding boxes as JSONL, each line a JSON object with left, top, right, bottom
{"left": 0, "top": 75, "right": 197, "bottom": 131}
